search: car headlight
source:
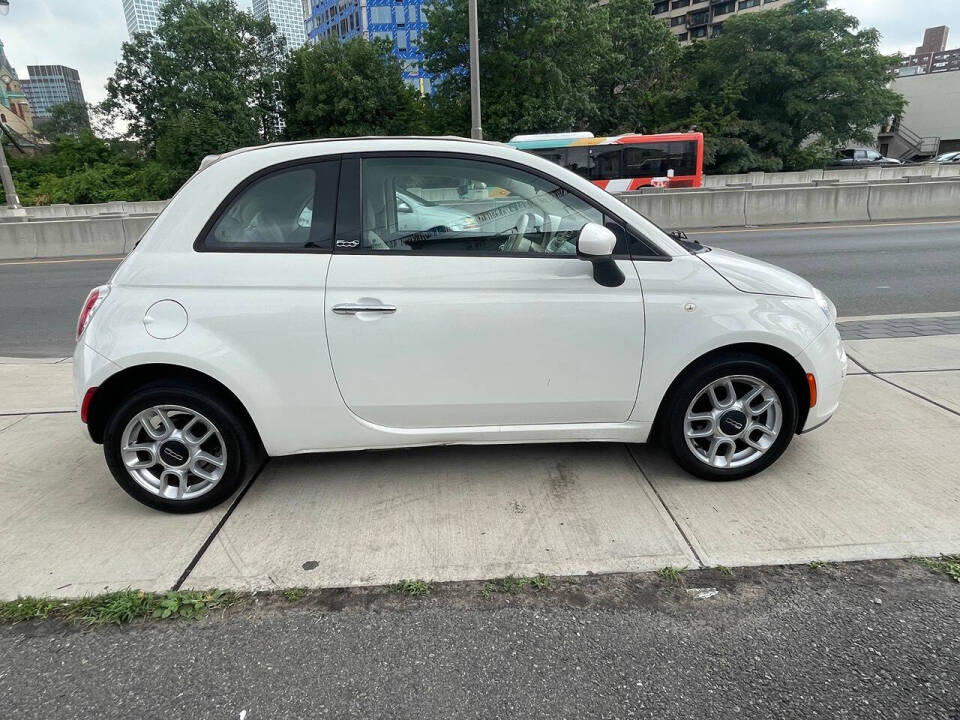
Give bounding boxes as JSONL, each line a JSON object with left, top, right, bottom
{"left": 813, "top": 287, "right": 837, "bottom": 323}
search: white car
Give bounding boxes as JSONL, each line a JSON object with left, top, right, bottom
{"left": 74, "top": 137, "right": 847, "bottom": 512}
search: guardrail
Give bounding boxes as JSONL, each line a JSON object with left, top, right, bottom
{"left": 1, "top": 177, "right": 958, "bottom": 260}
{"left": 620, "top": 176, "right": 960, "bottom": 229}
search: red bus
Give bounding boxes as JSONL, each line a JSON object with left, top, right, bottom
{"left": 508, "top": 131, "right": 705, "bottom": 191}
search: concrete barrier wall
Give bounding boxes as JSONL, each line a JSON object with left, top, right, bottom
{"left": 621, "top": 190, "right": 746, "bottom": 229}
{"left": 621, "top": 178, "right": 958, "bottom": 230}
{"left": 744, "top": 185, "right": 872, "bottom": 226}
{"left": 703, "top": 163, "right": 960, "bottom": 187}
{"left": 868, "top": 180, "right": 960, "bottom": 221}
{"left": 0, "top": 215, "right": 155, "bottom": 260}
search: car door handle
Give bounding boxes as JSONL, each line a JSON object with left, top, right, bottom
{"left": 332, "top": 303, "right": 397, "bottom": 315}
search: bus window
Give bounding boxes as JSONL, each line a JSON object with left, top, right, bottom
{"left": 590, "top": 147, "right": 622, "bottom": 181}
{"left": 532, "top": 148, "right": 566, "bottom": 167}
{"left": 623, "top": 142, "right": 697, "bottom": 178}
{"left": 565, "top": 147, "right": 591, "bottom": 179}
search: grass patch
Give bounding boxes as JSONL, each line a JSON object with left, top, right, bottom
{"left": 392, "top": 579, "right": 432, "bottom": 597}
{"left": 0, "top": 589, "right": 230, "bottom": 626}
{"left": 481, "top": 574, "right": 550, "bottom": 597}
{"left": 656, "top": 566, "right": 686, "bottom": 586}
{"left": 283, "top": 588, "right": 306, "bottom": 602}
{"left": 918, "top": 555, "right": 960, "bottom": 583}
{"left": 716, "top": 565, "right": 735, "bottom": 577}
{"left": 808, "top": 561, "right": 832, "bottom": 573}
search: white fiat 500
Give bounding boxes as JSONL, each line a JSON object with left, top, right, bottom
{"left": 74, "top": 137, "right": 846, "bottom": 512}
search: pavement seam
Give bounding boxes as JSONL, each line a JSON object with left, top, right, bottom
{"left": 170, "top": 458, "right": 268, "bottom": 591}
{"left": 0, "top": 415, "right": 27, "bottom": 434}
{"left": 846, "top": 350, "right": 960, "bottom": 419}
{"left": 624, "top": 444, "right": 705, "bottom": 570}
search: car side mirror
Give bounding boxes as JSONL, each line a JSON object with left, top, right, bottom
{"left": 576, "top": 223, "right": 624, "bottom": 288}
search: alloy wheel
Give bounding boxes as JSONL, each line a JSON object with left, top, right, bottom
{"left": 119, "top": 405, "right": 227, "bottom": 501}
{"left": 683, "top": 375, "right": 783, "bottom": 470}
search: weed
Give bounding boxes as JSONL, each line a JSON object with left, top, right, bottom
{"left": 716, "top": 565, "right": 735, "bottom": 576}
{"left": 481, "top": 574, "right": 550, "bottom": 597}
{"left": 0, "top": 589, "right": 229, "bottom": 626}
{"left": 392, "top": 579, "right": 431, "bottom": 596}
{"left": 283, "top": 588, "right": 306, "bottom": 602}
{"left": 0, "top": 596, "right": 63, "bottom": 622}
{"left": 657, "top": 566, "right": 686, "bottom": 586}
{"left": 809, "top": 561, "right": 830, "bottom": 573}
{"left": 918, "top": 555, "right": 960, "bottom": 583}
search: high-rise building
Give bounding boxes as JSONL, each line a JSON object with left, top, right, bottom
{"left": 651, "top": 0, "right": 788, "bottom": 44}
{"left": 897, "top": 26, "right": 960, "bottom": 77}
{"left": 121, "top": 0, "right": 164, "bottom": 37}
{"left": 254, "top": 0, "right": 307, "bottom": 51}
{"left": 20, "top": 65, "right": 85, "bottom": 122}
{"left": 303, "top": 0, "right": 432, "bottom": 93}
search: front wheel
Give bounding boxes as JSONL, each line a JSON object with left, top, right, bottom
{"left": 663, "top": 355, "right": 798, "bottom": 481}
{"left": 103, "top": 381, "right": 259, "bottom": 513}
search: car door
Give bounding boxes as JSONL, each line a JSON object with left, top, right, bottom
{"left": 324, "top": 154, "right": 645, "bottom": 429}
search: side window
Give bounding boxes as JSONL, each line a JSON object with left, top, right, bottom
{"left": 359, "top": 157, "right": 603, "bottom": 255}
{"left": 202, "top": 161, "right": 338, "bottom": 251}
{"left": 590, "top": 147, "right": 623, "bottom": 181}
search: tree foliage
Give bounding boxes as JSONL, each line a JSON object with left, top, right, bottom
{"left": 101, "top": 0, "right": 285, "bottom": 179}
{"left": 34, "top": 101, "right": 90, "bottom": 140}
{"left": 281, "top": 38, "right": 425, "bottom": 139}
{"left": 2, "top": 132, "right": 180, "bottom": 206}
{"left": 665, "top": 0, "right": 905, "bottom": 171}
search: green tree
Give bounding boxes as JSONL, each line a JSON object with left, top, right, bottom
{"left": 420, "top": 0, "right": 606, "bottom": 141}
{"left": 667, "top": 0, "right": 904, "bottom": 172}
{"left": 590, "top": 0, "right": 681, "bottom": 135}
{"left": 101, "top": 0, "right": 285, "bottom": 180}
{"left": 281, "top": 38, "right": 425, "bottom": 139}
{"left": 3, "top": 131, "right": 180, "bottom": 206}
{"left": 34, "top": 101, "right": 90, "bottom": 140}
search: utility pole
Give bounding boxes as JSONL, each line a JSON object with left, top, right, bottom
{"left": 0, "top": 0, "right": 24, "bottom": 209}
{"left": 467, "top": 0, "right": 482, "bottom": 140}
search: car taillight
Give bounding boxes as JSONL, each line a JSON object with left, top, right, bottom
{"left": 77, "top": 285, "right": 110, "bottom": 339}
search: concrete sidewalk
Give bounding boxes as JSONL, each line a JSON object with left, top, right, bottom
{"left": 1, "top": 330, "right": 959, "bottom": 600}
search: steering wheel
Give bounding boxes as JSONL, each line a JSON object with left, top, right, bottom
{"left": 501, "top": 212, "right": 540, "bottom": 253}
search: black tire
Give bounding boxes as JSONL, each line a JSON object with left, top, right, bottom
{"left": 662, "top": 353, "right": 798, "bottom": 481}
{"left": 103, "top": 379, "right": 260, "bottom": 513}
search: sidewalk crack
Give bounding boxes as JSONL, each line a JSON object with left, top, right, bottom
{"left": 625, "top": 444, "right": 704, "bottom": 569}
{"left": 846, "top": 350, "right": 960, "bottom": 418}
{"left": 171, "top": 458, "right": 268, "bottom": 591}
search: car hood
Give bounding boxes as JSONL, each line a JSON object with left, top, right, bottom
{"left": 698, "top": 247, "right": 815, "bottom": 299}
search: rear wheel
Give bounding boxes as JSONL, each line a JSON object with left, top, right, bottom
{"left": 103, "top": 380, "right": 259, "bottom": 513}
{"left": 663, "top": 355, "right": 798, "bottom": 481}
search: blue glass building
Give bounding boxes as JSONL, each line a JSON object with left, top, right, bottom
{"left": 303, "top": 0, "right": 433, "bottom": 94}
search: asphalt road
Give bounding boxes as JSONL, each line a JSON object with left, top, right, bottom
{"left": 690, "top": 218, "right": 960, "bottom": 317}
{"left": 2, "top": 561, "right": 958, "bottom": 719}
{"left": 1, "top": 218, "right": 959, "bottom": 357}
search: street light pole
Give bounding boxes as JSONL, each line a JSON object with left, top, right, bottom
{"left": 467, "top": 0, "right": 482, "bottom": 140}
{"left": 0, "top": 0, "right": 23, "bottom": 209}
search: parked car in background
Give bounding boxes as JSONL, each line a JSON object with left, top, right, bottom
{"left": 830, "top": 148, "right": 903, "bottom": 167}
{"left": 928, "top": 151, "right": 960, "bottom": 164}
{"left": 74, "top": 137, "right": 847, "bottom": 512}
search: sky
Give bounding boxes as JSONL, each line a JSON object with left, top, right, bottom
{"left": 0, "top": 0, "right": 958, "bottom": 109}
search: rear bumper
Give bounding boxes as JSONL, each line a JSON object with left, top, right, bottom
{"left": 796, "top": 323, "right": 847, "bottom": 432}
{"left": 72, "top": 341, "right": 122, "bottom": 418}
